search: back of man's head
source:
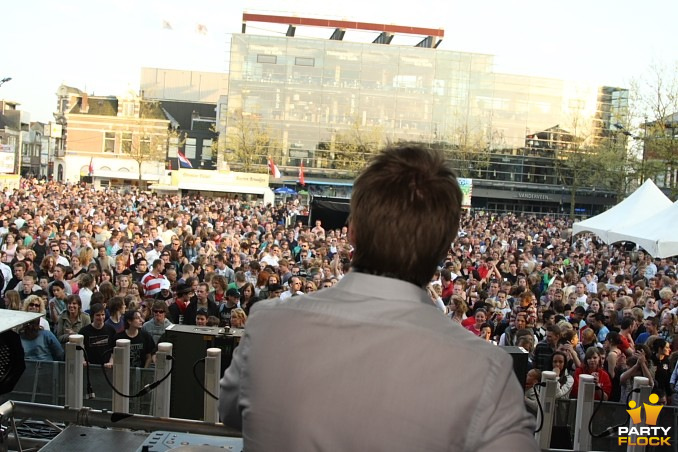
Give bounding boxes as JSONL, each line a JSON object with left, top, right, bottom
{"left": 349, "top": 145, "right": 462, "bottom": 287}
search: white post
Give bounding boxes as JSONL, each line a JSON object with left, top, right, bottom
{"left": 627, "top": 376, "right": 651, "bottom": 452}
{"left": 153, "top": 342, "right": 173, "bottom": 418}
{"left": 573, "top": 374, "right": 595, "bottom": 451}
{"left": 535, "top": 370, "right": 557, "bottom": 449}
{"left": 203, "top": 348, "right": 222, "bottom": 423}
{"left": 65, "top": 334, "right": 84, "bottom": 409}
{"left": 112, "top": 339, "right": 130, "bottom": 413}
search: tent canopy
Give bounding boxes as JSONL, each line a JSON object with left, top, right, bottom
{"left": 572, "top": 179, "right": 672, "bottom": 243}
{"left": 606, "top": 200, "right": 678, "bottom": 257}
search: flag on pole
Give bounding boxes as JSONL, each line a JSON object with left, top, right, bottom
{"left": 298, "top": 161, "right": 305, "bottom": 186}
{"left": 178, "top": 150, "right": 193, "bottom": 168}
{"left": 269, "top": 157, "right": 281, "bottom": 178}
{"left": 88, "top": 157, "right": 94, "bottom": 176}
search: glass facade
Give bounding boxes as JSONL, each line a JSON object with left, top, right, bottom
{"left": 225, "top": 33, "right": 628, "bottom": 190}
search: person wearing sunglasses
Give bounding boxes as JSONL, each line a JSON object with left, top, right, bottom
{"left": 142, "top": 300, "right": 173, "bottom": 345}
{"left": 22, "top": 294, "right": 50, "bottom": 331}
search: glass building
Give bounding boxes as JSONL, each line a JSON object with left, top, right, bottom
{"left": 223, "top": 14, "right": 629, "bottom": 215}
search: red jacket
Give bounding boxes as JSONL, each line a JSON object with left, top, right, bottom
{"left": 570, "top": 367, "right": 612, "bottom": 400}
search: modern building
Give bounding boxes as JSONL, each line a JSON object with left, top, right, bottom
{"left": 221, "top": 13, "right": 630, "bottom": 216}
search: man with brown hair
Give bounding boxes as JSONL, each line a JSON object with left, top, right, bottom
{"left": 220, "top": 144, "right": 537, "bottom": 451}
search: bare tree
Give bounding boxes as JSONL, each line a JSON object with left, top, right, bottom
{"left": 316, "top": 118, "right": 385, "bottom": 173}
{"left": 631, "top": 63, "right": 678, "bottom": 198}
{"left": 123, "top": 101, "right": 171, "bottom": 182}
{"left": 224, "top": 109, "right": 280, "bottom": 173}
{"left": 439, "top": 121, "right": 497, "bottom": 178}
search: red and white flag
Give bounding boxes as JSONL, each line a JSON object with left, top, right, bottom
{"left": 268, "top": 157, "right": 281, "bottom": 178}
{"left": 298, "top": 161, "right": 305, "bottom": 186}
{"left": 88, "top": 157, "right": 94, "bottom": 176}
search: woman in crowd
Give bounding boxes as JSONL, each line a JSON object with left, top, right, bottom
{"left": 619, "top": 345, "right": 653, "bottom": 403}
{"left": 4, "top": 290, "right": 22, "bottom": 310}
{"left": 239, "top": 282, "right": 259, "bottom": 315}
{"left": 650, "top": 338, "right": 673, "bottom": 398}
{"left": 230, "top": 307, "right": 248, "bottom": 329}
{"left": 20, "top": 318, "right": 64, "bottom": 361}
{"left": 183, "top": 235, "right": 201, "bottom": 263}
{"left": 603, "top": 331, "right": 626, "bottom": 402}
{"left": 98, "top": 281, "right": 116, "bottom": 304}
{"left": 209, "top": 275, "right": 228, "bottom": 305}
{"left": 659, "top": 310, "right": 676, "bottom": 344}
{"left": 105, "top": 296, "right": 126, "bottom": 334}
{"left": 551, "top": 351, "right": 574, "bottom": 399}
{"left": 79, "top": 247, "right": 95, "bottom": 269}
{"left": 576, "top": 328, "right": 603, "bottom": 362}
{"left": 588, "top": 299, "right": 603, "bottom": 315}
{"left": 571, "top": 347, "right": 612, "bottom": 401}
{"left": 23, "top": 294, "right": 51, "bottom": 331}
{"left": 116, "top": 273, "right": 132, "bottom": 297}
{"left": 99, "top": 269, "right": 114, "bottom": 286}
{"left": 39, "top": 255, "right": 57, "bottom": 281}
{"left": 2, "top": 233, "right": 18, "bottom": 263}
{"left": 259, "top": 273, "right": 279, "bottom": 300}
{"left": 70, "top": 255, "right": 85, "bottom": 279}
{"left": 448, "top": 295, "right": 469, "bottom": 324}
{"left": 56, "top": 294, "right": 91, "bottom": 343}
{"left": 254, "top": 271, "right": 271, "bottom": 298}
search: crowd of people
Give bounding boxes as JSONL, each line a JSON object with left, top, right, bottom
{"left": 2, "top": 177, "right": 678, "bottom": 411}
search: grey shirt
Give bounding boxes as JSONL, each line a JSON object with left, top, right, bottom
{"left": 220, "top": 272, "right": 538, "bottom": 451}
{"left": 142, "top": 318, "right": 173, "bottom": 344}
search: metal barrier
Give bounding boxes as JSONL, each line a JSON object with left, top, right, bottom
{"left": 546, "top": 399, "right": 678, "bottom": 451}
{"left": 0, "top": 360, "right": 156, "bottom": 415}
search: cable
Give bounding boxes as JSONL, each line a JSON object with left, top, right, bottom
{"left": 98, "top": 347, "right": 175, "bottom": 398}
{"left": 588, "top": 386, "right": 641, "bottom": 438}
{"left": 192, "top": 357, "right": 218, "bottom": 400}
{"left": 532, "top": 382, "right": 547, "bottom": 434}
{"left": 74, "top": 345, "right": 95, "bottom": 398}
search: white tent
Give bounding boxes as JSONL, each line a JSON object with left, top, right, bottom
{"left": 606, "top": 200, "right": 678, "bottom": 257}
{"left": 572, "top": 179, "right": 672, "bottom": 243}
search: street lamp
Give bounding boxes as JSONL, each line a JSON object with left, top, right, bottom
{"left": 0, "top": 77, "right": 11, "bottom": 87}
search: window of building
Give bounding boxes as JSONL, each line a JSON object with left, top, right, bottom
{"left": 122, "top": 101, "right": 137, "bottom": 117}
{"left": 104, "top": 132, "right": 115, "bottom": 152}
{"left": 202, "top": 139, "right": 213, "bottom": 160}
{"left": 257, "top": 54, "right": 277, "bottom": 64}
{"left": 295, "top": 57, "right": 315, "bottom": 67}
{"left": 121, "top": 132, "right": 132, "bottom": 154}
{"left": 168, "top": 136, "right": 179, "bottom": 158}
{"left": 140, "top": 136, "right": 150, "bottom": 154}
{"left": 185, "top": 138, "right": 196, "bottom": 158}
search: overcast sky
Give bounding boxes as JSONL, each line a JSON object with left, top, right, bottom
{"left": 2, "top": 0, "right": 676, "bottom": 122}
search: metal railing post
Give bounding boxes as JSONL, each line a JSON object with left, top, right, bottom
{"left": 152, "top": 342, "right": 173, "bottom": 418}
{"left": 535, "top": 370, "right": 557, "bottom": 449}
{"left": 112, "top": 339, "right": 130, "bottom": 413}
{"left": 65, "top": 334, "right": 84, "bottom": 409}
{"left": 203, "top": 348, "right": 221, "bottom": 423}
{"left": 573, "top": 374, "right": 595, "bottom": 451}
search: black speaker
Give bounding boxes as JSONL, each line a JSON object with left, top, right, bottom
{"left": 161, "top": 325, "right": 239, "bottom": 420}
{"left": 501, "top": 346, "right": 529, "bottom": 389}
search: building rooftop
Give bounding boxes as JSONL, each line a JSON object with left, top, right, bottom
{"left": 242, "top": 13, "right": 444, "bottom": 48}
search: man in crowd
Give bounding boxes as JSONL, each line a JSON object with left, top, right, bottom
{"left": 80, "top": 303, "right": 117, "bottom": 364}
{"left": 109, "top": 310, "right": 156, "bottom": 369}
{"left": 142, "top": 259, "right": 167, "bottom": 297}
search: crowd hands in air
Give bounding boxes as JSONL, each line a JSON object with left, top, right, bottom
{"left": 3, "top": 178, "right": 678, "bottom": 410}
